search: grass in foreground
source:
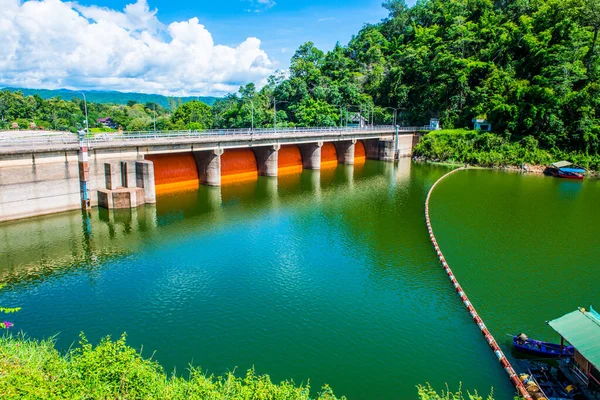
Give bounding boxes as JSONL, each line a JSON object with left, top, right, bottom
{"left": 0, "top": 333, "right": 503, "bottom": 399}
{"left": 0, "top": 333, "right": 342, "bottom": 399}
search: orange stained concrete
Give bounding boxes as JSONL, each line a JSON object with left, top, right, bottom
{"left": 355, "top": 140, "right": 366, "bottom": 163}
{"left": 221, "top": 148, "right": 258, "bottom": 184}
{"left": 278, "top": 145, "right": 303, "bottom": 175}
{"left": 145, "top": 153, "right": 200, "bottom": 195}
{"left": 321, "top": 142, "right": 338, "bottom": 169}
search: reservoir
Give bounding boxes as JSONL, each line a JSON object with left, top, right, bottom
{"left": 1, "top": 160, "right": 598, "bottom": 399}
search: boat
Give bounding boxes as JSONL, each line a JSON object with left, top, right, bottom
{"left": 544, "top": 161, "right": 586, "bottom": 180}
{"left": 513, "top": 333, "right": 575, "bottom": 358}
{"left": 519, "top": 361, "right": 583, "bottom": 400}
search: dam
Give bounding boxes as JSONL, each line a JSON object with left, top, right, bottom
{"left": 0, "top": 126, "right": 421, "bottom": 222}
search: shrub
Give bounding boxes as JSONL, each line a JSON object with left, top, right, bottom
{"left": 0, "top": 333, "right": 345, "bottom": 400}
{"left": 414, "top": 130, "right": 592, "bottom": 170}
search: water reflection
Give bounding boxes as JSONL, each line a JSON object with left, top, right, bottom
{"left": 0, "top": 161, "right": 403, "bottom": 288}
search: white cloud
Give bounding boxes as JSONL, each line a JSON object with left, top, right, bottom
{"left": 244, "top": 0, "right": 275, "bottom": 12}
{"left": 0, "top": 0, "right": 275, "bottom": 96}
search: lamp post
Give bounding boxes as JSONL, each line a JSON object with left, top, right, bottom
{"left": 345, "top": 105, "right": 363, "bottom": 128}
{"left": 383, "top": 107, "right": 399, "bottom": 127}
{"left": 246, "top": 98, "right": 255, "bottom": 132}
{"left": 273, "top": 99, "right": 288, "bottom": 135}
{"left": 78, "top": 92, "right": 89, "bottom": 136}
{"left": 153, "top": 104, "right": 157, "bottom": 133}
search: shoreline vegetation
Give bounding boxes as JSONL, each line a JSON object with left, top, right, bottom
{"left": 0, "top": 333, "right": 497, "bottom": 400}
{"left": 414, "top": 129, "right": 600, "bottom": 176}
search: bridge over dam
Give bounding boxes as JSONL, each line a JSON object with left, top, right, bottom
{"left": 0, "top": 126, "right": 425, "bottom": 222}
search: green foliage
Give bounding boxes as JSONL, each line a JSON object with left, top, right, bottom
{"left": 414, "top": 129, "right": 600, "bottom": 170}
{"left": 0, "top": 90, "right": 216, "bottom": 132}
{"left": 0, "top": 334, "right": 345, "bottom": 399}
{"left": 416, "top": 383, "right": 497, "bottom": 400}
{"left": 170, "top": 100, "right": 214, "bottom": 130}
{"left": 293, "top": 98, "right": 339, "bottom": 127}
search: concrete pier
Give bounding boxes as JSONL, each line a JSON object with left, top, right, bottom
{"left": 254, "top": 145, "right": 280, "bottom": 177}
{"left": 378, "top": 140, "right": 396, "bottom": 162}
{"left": 334, "top": 140, "right": 356, "bottom": 165}
{"left": 194, "top": 149, "right": 223, "bottom": 187}
{"left": 299, "top": 142, "right": 323, "bottom": 170}
{"left": 135, "top": 161, "right": 156, "bottom": 204}
{"left": 98, "top": 187, "right": 145, "bottom": 209}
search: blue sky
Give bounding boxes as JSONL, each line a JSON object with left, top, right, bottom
{"left": 0, "top": 0, "right": 415, "bottom": 96}
{"left": 78, "top": 0, "right": 391, "bottom": 69}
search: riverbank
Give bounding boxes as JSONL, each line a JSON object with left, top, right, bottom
{"left": 414, "top": 129, "right": 600, "bottom": 175}
{"left": 413, "top": 158, "right": 599, "bottom": 178}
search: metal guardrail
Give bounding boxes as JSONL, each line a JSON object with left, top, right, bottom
{"left": 0, "top": 126, "right": 432, "bottom": 151}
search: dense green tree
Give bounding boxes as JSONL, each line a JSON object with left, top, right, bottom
{"left": 170, "top": 100, "right": 213, "bottom": 130}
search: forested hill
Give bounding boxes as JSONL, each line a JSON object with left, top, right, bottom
{"left": 0, "top": 87, "right": 217, "bottom": 108}
{"left": 210, "top": 0, "right": 600, "bottom": 156}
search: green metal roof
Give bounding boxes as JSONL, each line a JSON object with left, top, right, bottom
{"left": 548, "top": 308, "right": 600, "bottom": 369}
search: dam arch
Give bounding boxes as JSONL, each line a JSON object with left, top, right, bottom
{"left": 321, "top": 142, "right": 338, "bottom": 168}
{"left": 145, "top": 152, "right": 199, "bottom": 194}
{"left": 221, "top": 148, "right": 258, "bottom": 184}
{"left": 278, "top": 145, "right": 303, "bottom": 175}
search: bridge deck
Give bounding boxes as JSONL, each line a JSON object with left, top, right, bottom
{"left": 0, "top": 126, "right": 424, "bottom": 155}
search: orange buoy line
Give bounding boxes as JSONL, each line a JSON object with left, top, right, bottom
{"left": 425, "top": 167, "right": 532, "bottom": 400}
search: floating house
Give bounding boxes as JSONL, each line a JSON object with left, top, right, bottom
{"left": 472, "top": 118, "right": 492, "bottom": 131}
{"left": 548, "top": 307, "right": 600, "bottom": 394}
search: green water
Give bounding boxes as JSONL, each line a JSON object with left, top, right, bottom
{"left": 0, "top": 161, "right": 598, "bottom": 399}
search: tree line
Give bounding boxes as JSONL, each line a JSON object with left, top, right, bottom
{"left": 0, "top": 90, "right": 215, "bottom": 132}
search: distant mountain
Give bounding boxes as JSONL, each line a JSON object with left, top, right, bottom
{"left": 1, "top": 87, "right": 218, "bottom": 108}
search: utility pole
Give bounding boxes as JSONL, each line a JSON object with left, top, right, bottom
{"left": 79, "top": 92, "right": 89, "bottom": 136}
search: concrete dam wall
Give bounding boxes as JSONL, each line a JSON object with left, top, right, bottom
{"left": 0, "top": 131, "right": 419, "bottom": 222}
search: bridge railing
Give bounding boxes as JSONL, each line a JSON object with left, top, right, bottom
{"left": 85, "top": 125, "right": 431, "bottom": 142}
{"left": 0, "top": 126, "right": 433, "bottom": 150}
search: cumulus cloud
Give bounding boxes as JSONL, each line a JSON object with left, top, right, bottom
{"left": 0, "top": 0, "right": 274, "bottom": 95}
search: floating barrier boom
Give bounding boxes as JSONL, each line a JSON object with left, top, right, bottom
{"left": 425, "top": 167, "right": 531, "bottom": 399}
